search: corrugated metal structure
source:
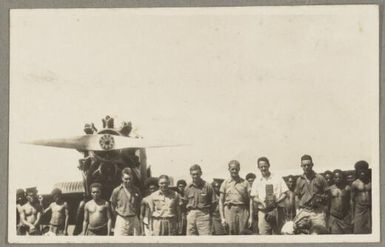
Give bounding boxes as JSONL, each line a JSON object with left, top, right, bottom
{"left": 53, "top": 181, "right": 85, "bottom": 194}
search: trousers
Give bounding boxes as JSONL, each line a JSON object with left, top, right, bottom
{"left": 186, "top": 209, "right": 212, "bottom": 235}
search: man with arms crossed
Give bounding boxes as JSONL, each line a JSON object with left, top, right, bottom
{"left": 19, "top": 188, "right": 42, "bottom": 235}
{"left": 294, "top": 155, "right": 328, "bottom": 230}
{"left": 219, "top": 160, "right": 250, "bottom": 235}
{"left": 184, "top": 164, "right": 216, "bottom": 235}
{"left": 82, "top": 183, "right": 112, "bottom": 235}
{"left": 351, "top": 160, "right": 371, "bottom": 234}
{"left": 249, "top": 157, "right": 288, "bottom": 235}
{"left": 110, "top": 167, "right": 142, "bottom": 236}
{"left": 148, "top": 175, "right": 180, "bottom": 236}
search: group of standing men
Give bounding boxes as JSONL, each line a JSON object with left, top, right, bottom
{"left": 16, "top": 154, "right": 372, "bottom": 236}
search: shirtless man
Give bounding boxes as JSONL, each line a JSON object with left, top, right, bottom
{"left": 351, "top": 161, "right": 371, "bottom": 234}
{"left": 16, "top": 189, "right": 27, "bottom": 235}
{"left": 323, "top": 171, "right": 334, "bottom": 187}
{"left": 327, "top": 170, "right": 352, "bottom": 234}
{"left": 281, "top": 175, "right": 296, "bottom": 222}
{"left": 83, "top": 183, "right": 112, "bottom": 235}
{"left": 19, "top": 188, "right": 42, "bottom": 235}
{"left": 41, "top": 188, "right": 69, "bottom": 235}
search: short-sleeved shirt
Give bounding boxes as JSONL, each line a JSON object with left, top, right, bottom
{"left": 110, "top": 184, "right": 141, "bottom": 217}
{"left": 250, "top": 173, "right": 288, "bottom": 209}
{"left": 184, "top": 180, "right": 216, "bottom": 210}
{"left": 295, "top": 172, "right": 328, "bottom": 210}
{"left": 219, "top": 177, "right": 250, "bottom": 206}
{"left": 149, "top": 189, "right": 180, "bottom": 218}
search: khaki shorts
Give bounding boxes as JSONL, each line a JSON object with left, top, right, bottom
{"left": 114, "top": 215, "right": 141, "bottom": 236}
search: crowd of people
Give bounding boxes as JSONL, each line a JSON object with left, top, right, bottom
{"left": 16, "top": 154, "right": 372, "bottom": 236}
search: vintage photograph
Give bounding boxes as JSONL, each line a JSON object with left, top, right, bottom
{"left": 8, "top": 5, "right": 379, "bottom": 243}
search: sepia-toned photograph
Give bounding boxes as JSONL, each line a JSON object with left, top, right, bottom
{"left": 8, "top": 5, "right": 380, "bottom": 243}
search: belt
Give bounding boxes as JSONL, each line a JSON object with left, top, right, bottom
{"left": 117, "top": 213, "right": 137, "bottom": 218}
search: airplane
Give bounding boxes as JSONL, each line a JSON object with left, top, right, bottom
{"left": 23, "top": 115, "right": 183, "bottom": 234}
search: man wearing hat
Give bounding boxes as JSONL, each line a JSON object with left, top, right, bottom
{"left": 294, "top": 155, "right": 329, "bottom": 230}
{"left": 351, "top": 160, "right": 371, "bottom": 234}
{"left": 19, "top": 187, "right": 42, "bottom": 235}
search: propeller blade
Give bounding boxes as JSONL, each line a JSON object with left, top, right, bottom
{"left": 23, "top": 135, "right": 99, "bottom": 151}
{"left": 23, "top": 134, "right": 188, "bottom": 151}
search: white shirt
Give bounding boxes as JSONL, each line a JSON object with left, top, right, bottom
{"left": 250, "top": 173, "right": 288, "bottom": 207}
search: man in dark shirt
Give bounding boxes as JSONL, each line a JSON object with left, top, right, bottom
{"left": 294, "top": 155, "right": 328, "bottom": 230}
{"left": 110, "top": 167, "right": 142, "bottom": 236}
{"left": 184, "top": 164, "right": 216, "bottom": 235}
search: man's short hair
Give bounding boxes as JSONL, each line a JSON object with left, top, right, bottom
{"left": 228, "top": 160, "right": 240, "bottom": 168}
{"left": 158, "top": 174, "right": 170, "bottom": 181}
{"left": 211, "top": 180, "right": 223, "bottom": 188}
{"left": 245, "top": 173, "right": 256, "bottom": 180}
{"left": 145, "top": 177, "right": 159, "bottom": 189}
{"left": 90, "top": 183, "right": 103, "bottom": 190}
{"left": 354, "top": 160, "right": 369, "bottom": 171}
{"left": 51, "top": 188, "right": 62, "bottom": 197}
{"left": 190, "top": 164, "right": 202, "bottom": 173}
{"left": 121, "top": 167, "right": 134, "bottom": 177}
{"left": 333, "top": 169, "right": 345, "bottom": 178}
{"left": 257, "top": 157, "right": 270, "bottom": 166}
{"left": 26, "top": 187, "right": 38, "bottom": 195}
{"left": 287, "top": 175, "right": 296, "bottom": 181}
{"left": 324, "top": 170, "right": 333, "bottom": 177}
{"left": 176, "top": 179, "right": 187, "bottom": 187}
{"left": 301, "top": 154, "right": 313, "bottom": 162}
{"left": 16, "top": 189, "right": 25, "bottom": 197}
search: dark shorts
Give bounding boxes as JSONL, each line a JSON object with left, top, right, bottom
{"left": 87, "top": 226, "right": 108, "bottom": 236}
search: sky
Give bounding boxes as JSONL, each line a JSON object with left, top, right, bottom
{"left": 9, "top": 6, "right": 379, "bottom": 194}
